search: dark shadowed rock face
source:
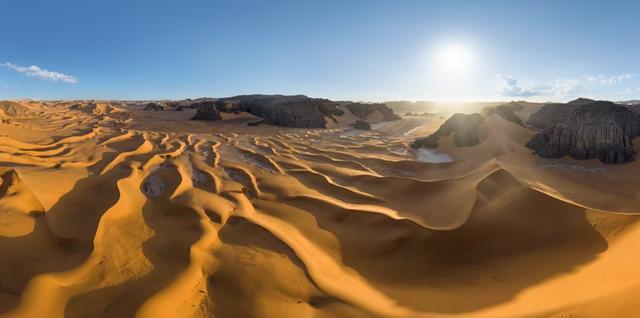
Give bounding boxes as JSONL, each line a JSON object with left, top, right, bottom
{"left": 196, "top": 95, "right": 337, "bottom": 128}
{"left": 628, "top": 104, "right": 640, "bottom": 116}
{"left": 527, "top": 98, "right": 595, "bottom": 129}
{"left": 411, "top": 113, "right": 485, "bottom": 149}
{"left": 526, "top": 101, "right": 640, "bottom": 164}
{"left": 192, "top": 101, "right": 221, "bottom": 121}
{"left": 481, "top": 103, "right": 524, "bottom": 126}
{"left": 352, "top": 120, "right": 371, "bottom": 130}
{"left": 143, "top": 102, "right": 166, "bottom": 111}
{"left": 188, "top": 95, "right": 399, "bottom": 128}
{"left": 345, "top": 102, "right": 401, "bottom": 121}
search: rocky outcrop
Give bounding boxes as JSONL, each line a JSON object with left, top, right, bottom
{"left": 527, "top": 98, "right": 595, "bottom": 129}
{"left": 188, "top": 95, "right": 400, "bottom": 128}
{"left": 352, "top": 120, "right": 371, "bottom": 130}
{"left": 219, "top": 95, "right": 334, "bottom": 128}
{"left": 345, "top": 102, "right": 400, "bottom": 121}
{"left": 526, "top": 100, "right": 640, "bottom": 164}
{"left": 627, "top": 104, "right": 640, "bottom": 116}
{"left": 143, "top": 102, "right": 166, "bottom": 111}
{"left": 481, "top": 103, "right": 524, "bottom": 126}
{"left": 411, "top": 113, "right": 485, "bottom": 149}
{"left": 192, "top": 101, "right": 221, "bottom": 121}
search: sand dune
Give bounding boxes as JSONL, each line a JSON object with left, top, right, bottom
{"left": 0, "top": 101, "right": 639, "bottom": 318}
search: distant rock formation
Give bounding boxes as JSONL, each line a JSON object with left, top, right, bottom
{"left": 345, "top": 102, "right": 400, "bottom": 121}
{"left": 143, "top": 102, "right": 166, "bottom": 111}
{"left": 526, "top": 100, "right": 640, "bottom": 164}
{"left": 352, "top": 120, "right": 371, "bottom": 130}
{"left": 189, "top": 95, "right": 398, "bottom": 128}
{"left": 192, "top": 101, "right": 221, "bottom": 121}
{"left": 211, "top": 95, "right": 337, "bottom": 128}
{"left": 385, "top": 101, "right": 436, "bottom": 113}
{"left": 618, "top": 99, "right": 640, "bottom": 106}
{"left": 411, "top": 113, "right": 485, "bottom": 149}
{"left": 481, "top": 103, "right": 524, "bottom": 126}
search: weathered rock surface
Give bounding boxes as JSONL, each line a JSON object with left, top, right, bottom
{"left": 526, "top": 100, "right": 640, "bottom": 164}
{"left": 481, "top": 103, "right": 524, "bottom": 126}
{"left": 143, "top": 102, "right": 166, "bottom": 111}
{"left": 352, "top": 120, "right": 371, "bottom": 130}
{"left": 192, "top": 101, "right": 222, "bottom": 121}
{"left": 411, "top": 113, "right": 485, "bottom": 149}
{"left": 345, "top": 102, "right": 400, "bottom": 121}
{"left": 527, "top": 98, "right": 595, "bottom": 129}
{"left": 188, "top": 95, "right": 398, "bottom": 128}
{"left": 628, "top": 104, "right": 640, "bottom": 116}
{"left": 213, "top": 95, "right": 337, "bottom": 128}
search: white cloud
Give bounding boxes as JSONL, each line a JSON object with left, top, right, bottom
{"left": 496, "top": 73, "right": 635, "bottom": 98}
{"left": 496, "top": 74, "right": 562, "bottom": 97}
{"left": 585, "top": 74, "right": 635, "bottom": 85}
{"left": 1, "top": 62, "right": 77, "bottom": 83}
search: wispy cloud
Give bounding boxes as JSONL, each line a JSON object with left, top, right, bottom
{"left": 585, "top": 74, "right": 635, "bottom": 85}
{"left": 496, "top": 73, "right": 635, "bottom": 98}
{"left": 1, "top": 62, "right": 77, "bottom": 84}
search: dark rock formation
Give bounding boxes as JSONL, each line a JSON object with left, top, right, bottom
{"left": 411, "top": 113, "right": 485, "bottom": 149}
{"left": 345, "top": 102, "right": 400, "bottom": 121}
{"left": 481, "top": 103, "right": 524, "bottom": 126}
{"left": 221, "top": 95, "right": 334, "bottom": 128}
{"left": 191, "top": 95, "right": 346, "bottom": 128}
{"left": 192, "top": 101, "right": 222, "bottom": 121}
{"left": 143, "top": 102, "right": 166, "bottom": 111}
{"left": 174, "top": 106, "right": 184, "bottom": 111}
{"left": 627, "top": 104, "right": 640, "bottom": 116}
{"left": 187, "top": 95, "right": 399, "bottom": 128}
{"left": 352, "top": 120, "right": 371, "bottom": 130}
{"left": 247, "top": 119, "right": 264, "bottom": 126}
{"left": 526, "top": 100, "right": 640, "bottom": 164}
{"left": 527, "top": 98, "right": 595, "bottom": 129}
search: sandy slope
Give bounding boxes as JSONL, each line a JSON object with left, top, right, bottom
{"left": 0, "top": 101, "right": 638, "bottom": 318}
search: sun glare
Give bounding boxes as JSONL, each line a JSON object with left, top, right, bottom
{"left": 432, "top": 42, "right": 474, "bottom": 77}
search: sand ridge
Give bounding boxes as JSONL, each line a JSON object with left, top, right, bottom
{"left": 0, "top": 101, "right": 639, "bottom": 317}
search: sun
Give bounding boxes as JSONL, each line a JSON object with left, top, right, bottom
{"left": 432, "top": 42, "right": 474, "bottom": 77}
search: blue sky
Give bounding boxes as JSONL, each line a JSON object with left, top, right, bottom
{"left": 1, "top": 0, "right": 639, "bottom": 102}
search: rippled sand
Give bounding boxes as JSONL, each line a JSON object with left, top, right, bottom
{"left": 0, "top": 101, "right": 639, "bottom": 318}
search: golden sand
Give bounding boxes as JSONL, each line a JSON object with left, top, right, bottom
{"left": 0, "top": 101, "right": 638, "bottom": 318}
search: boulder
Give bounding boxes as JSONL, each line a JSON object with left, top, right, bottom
{"left": 192, "top": 101, "right": 222, "bottom": 121}
{"left": 352, "top": 120, "right": 371, "bottom": 130}
{"left": 143, "top": 102, "right": 166, "bottom": 111}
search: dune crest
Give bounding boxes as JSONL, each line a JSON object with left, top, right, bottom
{"left": 0, "top": 101, "right": 639, "bottom": 318}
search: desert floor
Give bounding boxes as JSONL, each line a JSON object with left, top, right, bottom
{"left": 0, "top": 102, "right": 639, "bottom": 318}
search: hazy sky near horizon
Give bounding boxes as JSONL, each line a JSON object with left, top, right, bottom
{"left": 1, "top": 0, "right": 640, "bottom": 102}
